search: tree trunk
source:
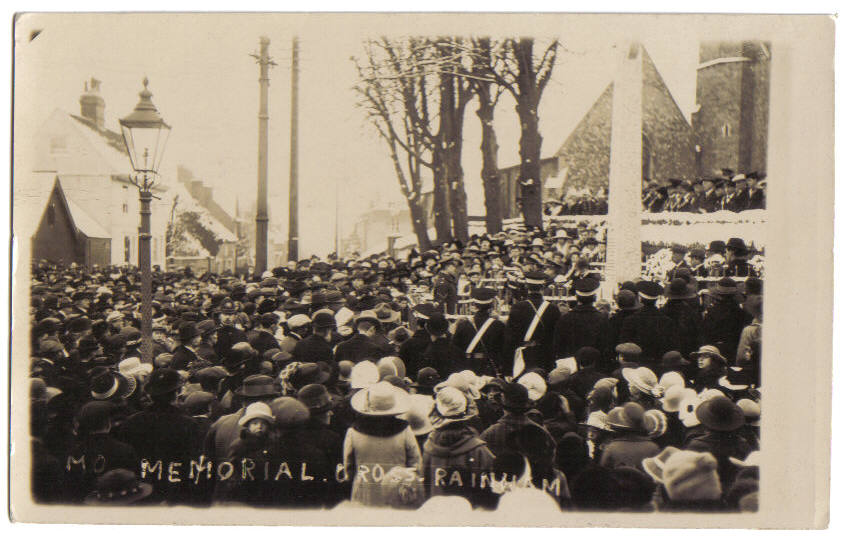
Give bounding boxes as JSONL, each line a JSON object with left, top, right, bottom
{"left": 431, "top": 151, "right": 453, "bottom": 245}
{"left": 407, "top": 196, "right": 432, "bottom": 251}
{"left": 477, "top": 97, "right": 502, "bottom": 234}
{"left": 517, "top": 100, "right": 543, "bottom": 230}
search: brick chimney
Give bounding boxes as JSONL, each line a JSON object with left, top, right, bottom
{"left": 79, "top": 77, "right": 105, "bottom": 129}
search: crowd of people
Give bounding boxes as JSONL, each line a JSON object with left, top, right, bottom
{"left": 544, "top": 188, "right": 609, "bottom": 216}
{"left": 27, "top": 225, "right": 762, "bottom": 513}
{"left": 642, "top": 171, "right": 766, "bottom": 213}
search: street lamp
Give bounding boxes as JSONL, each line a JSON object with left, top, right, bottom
{"left": 120, "top": 77, "right": 171, "bottom": 363}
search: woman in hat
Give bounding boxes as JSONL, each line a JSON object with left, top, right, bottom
{"left": 642, "top": 447, "right": 726, "bottom": 511}
{"left": 421, "top": 386, "right": 495, "bottom": 507}
{"left": 690, "top": 345, "right": 729, "bottom": 392}
{"left": 343, "top": 381, "right": 421, "bottom": 507}
{"left": 599, "top": 402, "right": 661, "bottom": 470}
{"left": 684, "top": 395, "right": 752, "bottom": 490}
{"left": 703, "top": 277, "right": 748, "bottom": 360}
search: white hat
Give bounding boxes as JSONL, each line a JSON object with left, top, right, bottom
{"left": 661, "top": 386, "right": 697, "bottom": 413}
{"left": 286, "top": 314, "right": 311, "bottom": 329}
{"left": 350, "top": 361, "right": 379, "bottom": 389}
{"left": 238, "top": 402, "right": 274, "bottom": 427}
{"left": 351, "top": 381, "right": 409, "bottom": 416}
{"left": 517, "top": 372, "right": 547, "bottom": 402}
{"left": 401, "top": 394, "right": 434, "bottom": 436}
{"left": 555, "top": 357, "right": 578, "bottom": 375}
{"left": 118, "top": 357, "right": 153, "bottom": 379}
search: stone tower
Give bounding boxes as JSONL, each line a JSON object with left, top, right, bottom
{"left": 693, "top": 41, "right": 771, "bottom": 177}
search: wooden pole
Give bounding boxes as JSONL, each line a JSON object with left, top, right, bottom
{"left": 287, "top": 36, "right": 300, "bottom": 262}
{"left": 254, "top": 36, "right": 273, "bottom": 276}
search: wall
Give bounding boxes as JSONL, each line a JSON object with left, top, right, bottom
{"left": 554, "top": 83, "right": 614, "bottom": 192}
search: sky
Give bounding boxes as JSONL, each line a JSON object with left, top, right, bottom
{"left": 15, "top": 13, "right": 700, "bottom": 257}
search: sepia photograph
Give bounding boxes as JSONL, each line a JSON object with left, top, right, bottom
{"left": 8, "top": 12, "right": 834, "bottom": 528}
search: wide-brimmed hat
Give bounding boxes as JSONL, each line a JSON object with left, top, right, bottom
{"left": 373, "top": 304, "right": 401, "bottom": 325}
{"left": 516, "top": 371, "right": 547, "bottom": 402}
{"left": 91, "top": 370, "right": 136, "bottom": 401}
{"left": 622, "top": 367, "right": 658, "bottom": 396}
{"left": 690, "top": 345, "right": 728, "bottom": 365}
{"left": 430, "top": 386, "right": 476, "bottom": 428}
{"left": 643, "top": 409, "right": 668, "bottom": 439}
{"left": 118, "top": 357, "right": 153, "bottom": 380}
{"left": 435, "top": 372, "right": 480, "bottom": 400}
{"left": 636, "top": 281, "right": 663, "bottom": 301}
{"left": 606, "top": 402, "right": 648, "bottom": 432}
{"left": 695, "top": 394, "right": 745, "bottom": 431}
{"left": 84, "top": 469, "right": 153, "bottom": 505}
{"left": 235, "top": 374, "right": 282, "bottom": 398}
{"left": 351, "top": 381, "right": 409, "bottom": 416}
{"left": 296, "top": 383, "right": 334, "bottom": 415}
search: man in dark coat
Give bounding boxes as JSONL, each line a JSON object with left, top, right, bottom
{"left": 214, "top": 299, "right": 248, "bottom": 359}
{"left": 194, "top": 319, "right": 219, "bottom": 363}
{"left": 292, "top": 311, "right": 335, "bottom": 364}
{"left": 171, "top": 322, "right": 202, "bottom": 371}
{"left": 506, "top": 272, "right": 560, "bottom": 375}
{"left": 451, "top": 288, "right": 506, "bottom": 376}
{"left": 565, "top": 346, "right": 607, "bottom": 400}
{"left": 295, "top": 384, "right": 346, "bottom": 507}
{"left": 115, "top": 368, "right": 202, "bottom": 504}
{"left": 702, "top": 277, "right": 748, "bottom": 360}
{"left": 399, "top": 304, "right": 437, "bottom": 377}
{"left": 724, "top": 238, "right": 751, "bottom": 278}
{"left": 608, "top": 289, "right": 641, "bottom": 370}
{"left": 432, "top": 258, "right": 460, "bottom": 315}
{"left": 333, "top": 311, "right": 389, "bottom": 364}
{"left": 553, "top": 277, "right": 610, "bottom": 360}
{"left": 619, "top": 281, "right": 680, "bottom": 370}
{"left": 421, "top": 313, "right": 465, "bottom": 378}
{"left": 659, "top": 278, "right": 703, "bottom": 357}
{"left": 247, "top": 312, "right": 281, "bottom": 355}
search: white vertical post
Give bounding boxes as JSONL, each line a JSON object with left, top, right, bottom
{"left": 603, "top": 42, "right": 644, "bottom": 297}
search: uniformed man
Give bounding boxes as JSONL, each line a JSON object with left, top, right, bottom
{"left": 451, "top": 287, "right": 506, "bottom": 377}
{"left": 432, "top": 257, "right": 460, "bottom": 315}
{"left": 505, "top": 271, "right": 560, "bottom": 376}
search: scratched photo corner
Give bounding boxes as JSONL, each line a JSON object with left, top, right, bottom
{"left": 9, "top": 12, "right": 833, "bottom": 527}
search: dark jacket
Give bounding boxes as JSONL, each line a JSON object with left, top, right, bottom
{"left": 247, "top": 329, "right": 280, "bottom": 355}
{"left": 506, "top": 295, "right": 560, "bottom": 373}
{"left": 659, "top": 299, "right": 703, "bottom": 357}
{"left": 553, "top": 304, "right": 611, "bottom": 360}
{"left": 422, "top": 422, "right": 496, "bottom": 507}
{"left": 684, "top": 429, "right": 753, "bottom": 490}
{"left": 451, "top": 313, "right": 506, "bottom": 376}
{"left": 171, "top": 345, "right": 200, "bottom": 371}
{"left": 422, "top": 336, "right": 465, "bottom": 378}
{"left": 334, "top": 333, "right": 389, "bottom": 364}
{"left": 619, "top": 304, "right": 680, "bottom": 366}
{"left": 599, "top": 433, "right": 661, "bottom": 469}
{"left": 292, "top": 333, "right": 334, "bottom": 364}
{"left": 214, "top": 325, "right": 248, "bottom": 359}
{"left": 115, "top": 401, "right": 202, "bottom": 504}
{"left": 399, "top": 329, "right": 431, "bottom": 377}
{"left": 433, "top": 272, "right": 459, "bottom": 315}
{"left": 480, "top": 412, "right": 554, "bottom": 459}
{"left": 703, "top": 297, "right": 747, "bottom": 360}
{"left": 65, "top": 432, "right": 138, "bottom": 502}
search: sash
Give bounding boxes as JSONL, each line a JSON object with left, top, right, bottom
{"left": 513, "top": 300, "right": 550, "bottom": 378}
{"left": 466, "top": 317, "right": 495, "bottom": 355}
{"left": 523, "top": 300, "right": 550, "bottom": 343}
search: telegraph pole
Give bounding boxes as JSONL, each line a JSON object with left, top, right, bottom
{"left": 287, "top": 36, "right": 300, "bottom": 262}
{"left": 252, "top": 36, "right": 275, "bottom": 276}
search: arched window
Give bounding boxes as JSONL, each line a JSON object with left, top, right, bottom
{"left": 642, "top": 133, "right": 653, "bottom": 181}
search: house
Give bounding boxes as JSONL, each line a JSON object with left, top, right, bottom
{"left": 25, "top": 78, "right": 170, "bottom": 267}
{"left": 495, "top": 41, "right": 771, "bottom": 216}
{"left": 29, "top": 176, "right": 111, "bottom": 267}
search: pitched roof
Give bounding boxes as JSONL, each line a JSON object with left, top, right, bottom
{"left": 64, "top": 193, "right": 110, "bottom": 238}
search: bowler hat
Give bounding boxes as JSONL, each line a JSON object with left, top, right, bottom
{"left": 711, "top": 277, "right": 738, "bottom": 296}
{"left": 726, "top": 237, "right": 748, "bottom": 254}
{"left": 412, "top": 367, "right": 440, "bottom": 392}
{"left": 665, "top": 278, "right": 696, "bottom": 300}
{"left": 178, "top": 322, "right": 198, "bottom": 341}
{"left": 84, "top": 469, "right": 153, "bottom": 505}
{"left": 223, "top": 342, "right": 258, "bottom": 370}
{"left": 145, "top": 368, "right": 183, "bottom": 397}
{"left": 615, "top": 290, "right": 641, "bottom": 311}
{"left": 311, "top": 310, "right": 337, "bottom": 330}
{"left": 636, "top": 281, "right": 663, "bottom": 301}
{"left": 661, "top": 350, "right": 691, "bottom": 370}
{"left": 235, "top": 374, "right": 281, "bottom": 398}
{"left": 424, "top": 313, "right": 449, "bottom": 335}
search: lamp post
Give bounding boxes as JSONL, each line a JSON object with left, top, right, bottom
{"left": 120, "top": 77, "right": 171, "bottom": 363}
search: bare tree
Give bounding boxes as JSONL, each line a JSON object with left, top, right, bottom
{"left": 480, "top": 38, "right": 559, "bottom": 230}
{"left": 353, "top": 38, "right": 436, "bottom": 249}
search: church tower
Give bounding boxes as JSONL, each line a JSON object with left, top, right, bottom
{"left": 693, "top": 41, "right": 771, "bottom": 177}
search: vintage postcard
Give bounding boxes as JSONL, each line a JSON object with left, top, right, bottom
{"left": 9, "top": 12, "right": 834, "bottom": 527}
